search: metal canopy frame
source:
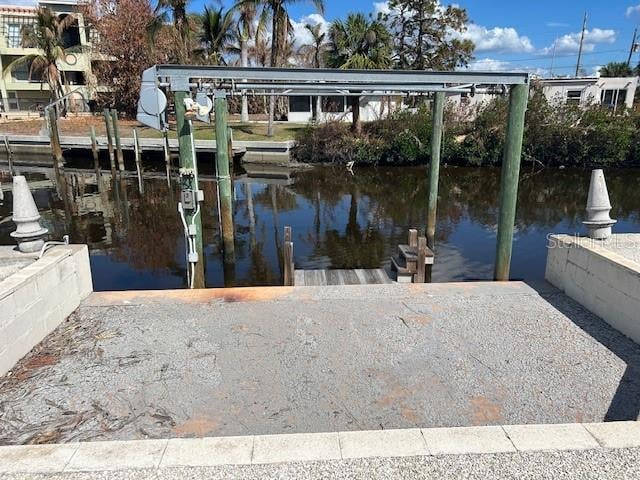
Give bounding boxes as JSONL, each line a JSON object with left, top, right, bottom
{"left": 136, "top": 65, "right": 530, "bottom": 285}
{"left": 148, "top": 65, "right": 528, "bottom": 97}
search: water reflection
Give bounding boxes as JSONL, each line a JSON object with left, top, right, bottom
{"left": 1, "top": 165, "right": 639, "bottom": 290}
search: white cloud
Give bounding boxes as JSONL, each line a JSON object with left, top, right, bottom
{"left": 373, "top": 1, "right": 391, "bottom": 15}
{"left": 626, "top": 4, "right": 640, "bottom": 18}
{"left": 467, "top": 58, "right": 512, "bottom": 71}
{"left": 290, "top": 13, "right": 329, "bottom": 48}
{"left": 545, "top": 21, "right": 569, "bottom": 28}
{"left": 457, "top": 24, "right": 535, "bottom": 53}
{"left": 542, "top": 28, "right": 616, "bottom": 54}
{"left": 466, "top": 58, "right": 548, "bottom": 76}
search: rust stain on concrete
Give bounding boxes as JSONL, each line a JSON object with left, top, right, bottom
{"left": 470, "top": 396, "right": 503, "bottom": 425}
{"left": 86, "top": 287, "right": 295, "bottom": 306}
{"left": 173, "top": 416, "right": 219, "bottom": 437}
{"left": 403, "top": 314, "right": 432, "bottom": 326}
{"left": 400, "top": 406, "right": 419, "bottom": 423}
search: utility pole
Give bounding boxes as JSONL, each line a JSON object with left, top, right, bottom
{"left": 549, "top": 38, "right": 558, "bottom": 77}
{"left": 575, "top": 12, "right": 587, "bottom": 77}
{"left": 627, "top": 27, "right": 638, "bottom": 67}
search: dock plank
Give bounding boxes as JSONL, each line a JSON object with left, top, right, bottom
{"left": 293, "top": 268, "right": 393, "bottom": 286}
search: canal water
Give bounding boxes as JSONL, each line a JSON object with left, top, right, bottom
{"left": 1, "top": 164, "right": 639, "bottom": 290}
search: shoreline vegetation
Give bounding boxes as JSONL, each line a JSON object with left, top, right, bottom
{"left": 293, "top": 87, "right": 640, "bottom": 169}
{"left": 2, "top": 86, "right": 640, "bottom": 169}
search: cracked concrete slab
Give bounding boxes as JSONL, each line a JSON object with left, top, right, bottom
{"left": 0, "top": 281, "right": 639, "bottom": 445}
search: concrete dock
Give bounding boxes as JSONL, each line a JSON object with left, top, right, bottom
{"left": 1, "top": 281, "right": 638, "bottom": 445}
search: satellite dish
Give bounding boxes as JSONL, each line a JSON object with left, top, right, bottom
{"left": 140, "top": 87, "right": 167, "bottom": 116}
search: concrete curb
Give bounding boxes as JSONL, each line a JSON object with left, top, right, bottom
{"left": 0, "top": 422, "right": 638, "bottom": 474}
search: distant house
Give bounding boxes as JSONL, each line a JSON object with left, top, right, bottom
{"left": 446, "top": 76, "right": 639, "bottom": 117}
{"left": 537, "top": 76, "right": 638, "bottom": 111}
{"left": 288, "top": 95, "right": 398, "bottom": 123}
{"left": 0, "top": 0, "right": 97, "bottom": 115}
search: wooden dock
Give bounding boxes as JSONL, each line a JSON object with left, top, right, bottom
{"left": 294, "top": 268, "right": 393, "bottom": 286}
{"left": 3, "top": 134, "right": 247, "bottom": 156}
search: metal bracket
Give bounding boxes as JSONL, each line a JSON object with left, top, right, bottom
{"left": 171, "top": 76, "right": 191, "bottom": 92}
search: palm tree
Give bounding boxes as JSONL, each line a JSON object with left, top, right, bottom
{"left": 599, "top": 62, "right": 634, "bottom": 77}
{"left": 236, "top": 4, "right": 256, "bottom": 121}
{"left": 250, "top": 29, "right": 271, "bottom": 67}
{"left": 298, "top": 23, "right": 327, "bottom": 121}
{"left": 198, "top": 5, "right": 234, "bottom": 65}
{"left": 327, "top": 13, "right": 392, "bottom": 133}
{"left": 150, "top": 0, "right": 192, "bottom": 63}
{"left": 236, "top": 0, "right": 325, "bottom": 136}
{"left": 4, "top": 8, "right": 79, "bottom": 112}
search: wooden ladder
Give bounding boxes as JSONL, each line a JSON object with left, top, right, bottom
{"left": 390, "top": 229, "right": 434, "bottom": 283}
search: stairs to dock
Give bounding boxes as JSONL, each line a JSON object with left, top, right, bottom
{"left": 390, "top": 229, "right": 434, "bottom": 283}
{"left": 282, "top": 226, "right": 435, "bottom": 286}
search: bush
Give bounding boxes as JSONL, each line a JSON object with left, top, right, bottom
{"left": 292, "top": 93, "right": 640, "bottom": 168}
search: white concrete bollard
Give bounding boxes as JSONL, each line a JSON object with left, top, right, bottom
{"left": 10, "top": 175, "right": 48, "bottom": 253}
{"left": 583, "top": 169, "right": 616, "bottom": 240}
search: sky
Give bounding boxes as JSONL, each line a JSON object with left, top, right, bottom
{"left": 4, "top": 0, "right": 640, "bottom": 76}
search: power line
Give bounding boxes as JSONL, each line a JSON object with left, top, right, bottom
{"left": 502, "top": 49, "right": 626, "bottom": 64}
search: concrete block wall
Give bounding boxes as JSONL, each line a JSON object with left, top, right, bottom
{"left": 0, "top": 245, "right": 93, "bottom": 377}
{"left": 545, "top": 234, "right": 640, "bottom": 343}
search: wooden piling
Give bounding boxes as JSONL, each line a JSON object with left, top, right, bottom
{"left": 494, "top": 83, "right": 528, "bottom": 281}
{"left": 90, "top": 126, "right": 100, "bottom": 176}
{"left": 214, "top": 91, "right": 235, "bottom": 265}
{"left": 284, "top": 226, "right": 294, "bottom": 286}
{"left": 4, "top": 135, "right": 14, "bottom": 175}
{"left": 416, "top": 236, "right": 427, "bottom": 283}
{"left": 162, "top": 129, "right": 171, "bottom": 186}
{"left": 133, "top": 128, "right": 143, "bottom": 194}
{"left": 103, "top": 109, "right": 116, "bottom": 178}
{"left": 110, "top": 109, "right": 125, "bottom": 172}
{"left": 47, "top": 108, "right": 63, "bottom": 170}
{"left": 408, "top": 228, "right": 418, "bottom": 248}
{"left": 175, "top": 91, "right": 205, "bottom": 289}
{"left": 426, "top": 91, "right": 445, "bottom": 250}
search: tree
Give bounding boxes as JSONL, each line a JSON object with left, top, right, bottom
{"left": 197, "top": 5, "right": 234, "bottom": 65}
{"left": 84, "top": 0, "right": 170, "bottom": 116}
{"left": 599, "top": 62, "right": 634, "bottom": 77}
{"left": 236, "top": 0, "right": 325, "bottom": 136}
{"left": 298, "top": 23, "right": 326, "bottom": 68}
{"left": 298, "top": 23, "right": 327, "bottom": 121}
{"left": 381, "top": 0, "right": 474, "bottom": 70}
{"left": 235, "top": 3, "right": 256, "bottom": 121}
{"left": 4, "top": 7, "right": 79, "bottom": 112}
{"left": 150, "top": 0, "right": 195, "bottom": 63}
{"left": 327, "top": 13, "right": 392, "bottom": 133}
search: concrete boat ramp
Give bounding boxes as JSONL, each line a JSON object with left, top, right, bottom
{"left": 1, "top": 280, "right": 639, "bottom": 477}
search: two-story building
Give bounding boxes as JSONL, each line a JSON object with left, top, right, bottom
{"left": 0, "top": 0, "right": 95, "bottom": 116}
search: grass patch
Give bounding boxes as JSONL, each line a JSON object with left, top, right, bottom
{"left": 0, "top": 116, "right": 305, "bottom": 142}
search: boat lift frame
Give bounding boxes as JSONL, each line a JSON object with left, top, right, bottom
{"left": 137, "top": 65, "right": 530, "bottom": 285}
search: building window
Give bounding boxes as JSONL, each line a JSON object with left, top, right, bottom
{"left": 322, "top": 96, "right": 346, "bottom": 113}
{"left": 600, "top": 89, "right": 627, "bottom": 108}
{"left": 3, "top": 17, "right": 36, "bottom": 48}
{"left": 566, "top": 90, "right": 582, "bottom": 105}
{"left": 10, "top": 60, "right": 41, "bottom": 82}
{"left": 289, "top": 96, "right": 310, "bottom": 113}
{"left": 6, "top": 23, "right": 22, "bottom": 48}
{"left": 65, "top": 71, "right": 85, "bottom": 86}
